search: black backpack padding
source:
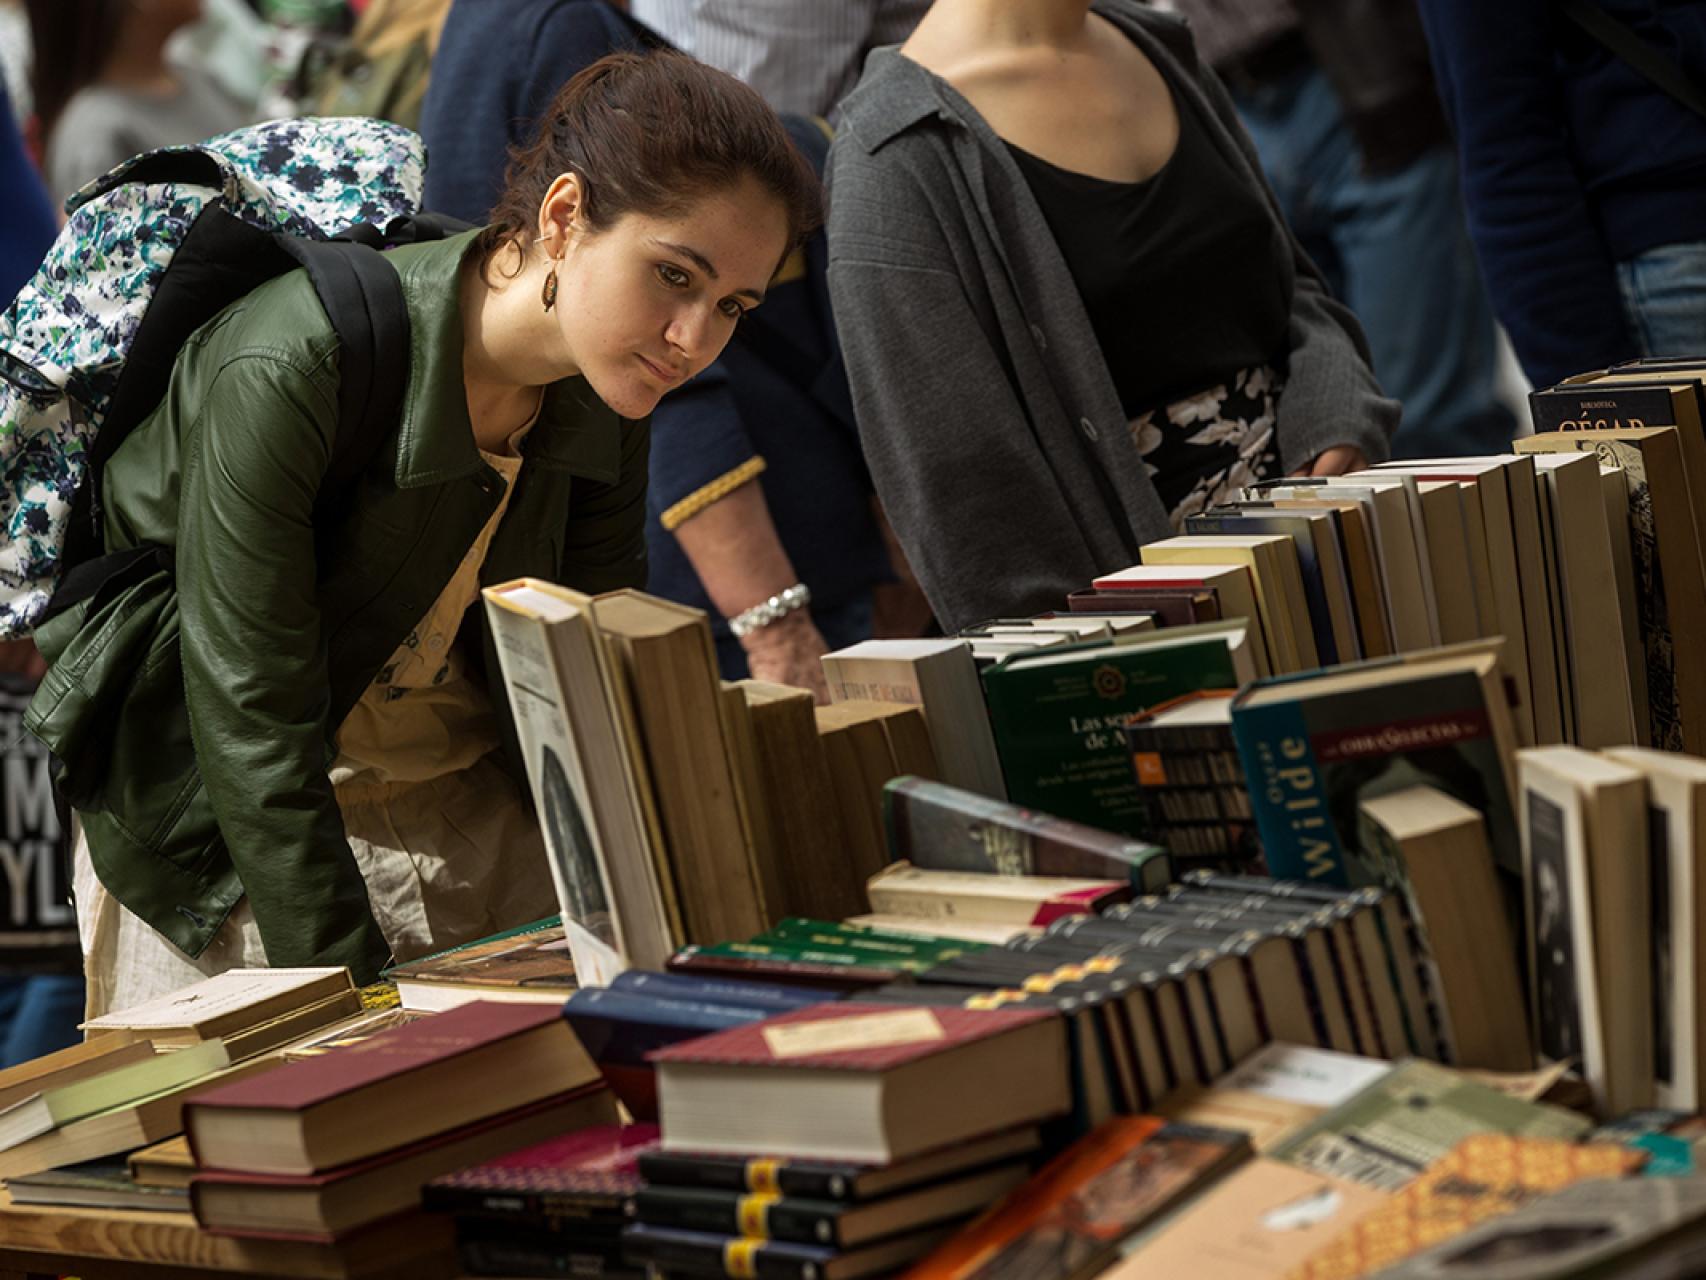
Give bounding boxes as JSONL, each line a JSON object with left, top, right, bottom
{"left": 46, "top": 178, "right": 470, "bottom": 625}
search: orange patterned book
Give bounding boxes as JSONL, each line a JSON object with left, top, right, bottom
{"left": 1287, "top": 1134, "right": 1643, "bottom": 1280}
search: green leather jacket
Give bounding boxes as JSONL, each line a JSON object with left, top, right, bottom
{"left": 26, "top": 230, "right": 648, "bottom": 983}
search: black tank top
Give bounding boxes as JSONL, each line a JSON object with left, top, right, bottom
{"left": 1005, "top": 58, "right": 1290, "bottom": 419}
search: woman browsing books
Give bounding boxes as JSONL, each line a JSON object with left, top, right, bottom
{"left": 825, "top": 0, "right": 1399, "bottom": 633}
{"left": 43, "top": 52, "right": 821, "bottom": 1014}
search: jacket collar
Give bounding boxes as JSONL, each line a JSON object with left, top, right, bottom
{"left": 384, "top": 229, "right": 625, "bottom": 489}
{"left": 840, "top": 1, "right": 1198, "bottom": 154}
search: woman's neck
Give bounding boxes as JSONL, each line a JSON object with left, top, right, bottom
{"left": 460, "top": 242, "right": 577, "bottom": 394}
{"left": 911, "top": 0, "right": 1095, "bottom": 51}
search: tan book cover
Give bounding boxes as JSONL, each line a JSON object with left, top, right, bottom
{"left": 1108, "top": 1157, "right": 1385, "bottom": 1279}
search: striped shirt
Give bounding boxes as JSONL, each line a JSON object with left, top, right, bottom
{"left": 630, "top": 0, "right": 929, "bottom": 117}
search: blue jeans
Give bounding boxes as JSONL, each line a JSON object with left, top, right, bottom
{"left": 1617, "top": 242, "right": 1706, "bottom": 360}
{"left": 0, "top": 974, "right": 84, "bottom": 1068}
{"left": 1234, "top": 64, "right": 1517, "bottom": 459}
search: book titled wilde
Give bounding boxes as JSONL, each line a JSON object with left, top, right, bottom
{"left": 1230, "top": 645, "right": 1523, "bottom": 886}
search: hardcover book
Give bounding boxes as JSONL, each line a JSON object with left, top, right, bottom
{"left": 184, "top": 1000, "right": 602, "bottom": 1175}
{"left": 622, "top": 1220, "right": 958, "bottom": 1280}
{"left": 882, "top": 776, "right": 1172, "bottom": 890}
{"left": 905, "top": 1118, "right": 1250, "bottom": 1280}
{"left": 651, "top": 1003, "right": 1070, "bottom": 1163}
{"left": 1230, "top": 645, "right": 1522, "bottom": 886}
{"left": 79, "top": 968, "right": 354, "bottom": 1046}
{"left": 982, "top": 625, "right": 1255, "bottom": 837}
{"left": 423, "top": 1122, "right": 657, "bottom": 1224}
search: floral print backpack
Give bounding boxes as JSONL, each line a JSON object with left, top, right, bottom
{"left": 0, "top": 116, "right": 464, "bottom": 637}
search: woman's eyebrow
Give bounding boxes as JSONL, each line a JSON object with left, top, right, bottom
{"left": 653, "top": 239, "right": 719, "bottom": 279}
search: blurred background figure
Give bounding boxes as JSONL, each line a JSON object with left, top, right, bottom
{"left": 628, "top": 0, "right": 928, "bottom": 117}
{"left": 420, "top": 6, "right": 922, "bottom": 698}
{"left": 1418, "top": 0, "right": 1706, "bottom": 386}
{"left": 0, "top": 64, "right": 82, "bottom": 1063}
{"left": 25, "top": 0, "right": 247, "bottom": 202}
{"left": 1168, "top": 0, "right": 1515, "bottom": 458}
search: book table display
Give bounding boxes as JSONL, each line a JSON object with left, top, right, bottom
{"left": 0, "top": 1188, "right": 460, "bottom": 1280}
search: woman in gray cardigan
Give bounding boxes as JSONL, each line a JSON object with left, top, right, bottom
{"left": 826, "top": 0, "right": 1398, "bottom": 634}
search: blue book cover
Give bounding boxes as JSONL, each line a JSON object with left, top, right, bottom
{"left": 561, "top": 988, "right": 768, "bottom": 1070}
{"left": 1231, "top": 660, "right": 1520, "bottom": 887}
{"left": 608, "top": 969, "right": 823, "bottom": 1013}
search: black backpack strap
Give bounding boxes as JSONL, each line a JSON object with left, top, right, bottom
{"left": 1561, "top": 0, "right": 1706, "bottom": 121}
{"left": 275, "top": 236, "right": 412, "bottom": 498}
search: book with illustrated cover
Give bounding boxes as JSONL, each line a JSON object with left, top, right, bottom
{"left": 382, "top": 917, "right": 574, "bottom": 1012}
{"left": 1269, "top": 1060, "right": 1590, "bottom": 1194}
{"left": 882, "top": 776, "right": 1172, "bottom": 891}
{"left": 1377, "top": 1174, "right": 1706, "bottom": 1279}
{"left": 423, "top": 1123, "right": 657, "bottom": 1225}
{"left": 1231, "top": 644, "right": 1522, "bottom": 886}
{"left": 1125, "top": 691, "right": 1258, "bottom": 868}
{"left": 483, "top": 580, "right": 679, "bottom": 984}
{"left": 1290, "top": 1133, "right": 1645, "bottom": 1280}
{"left": 905, "top": 1118, "right": 1250, "bottom": 1280}
{"left": 982, "top": 624, "right": 1255, "bottom": 837}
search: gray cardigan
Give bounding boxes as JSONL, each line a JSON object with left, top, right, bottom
{"left": 825, "top": 1, "right": 1399, "bottom": 634}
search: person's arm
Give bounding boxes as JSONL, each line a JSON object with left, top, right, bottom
{"left": 1414, "top": 0, "right": 1637, "bottom": 386}
{"left": 671, "top": 479, "right": 832, "bottom": 700}
{"left": 651, "top": 367, "right": 832, "bottom": 697}
{"left": 826, "top": 141, "right": 1109, "bottom": 635}
{"left": 1190, "top": 50, "right": 1400, "bottom": 471}
{"left": 174, "top": 354, "right": 391, "bottom": 980}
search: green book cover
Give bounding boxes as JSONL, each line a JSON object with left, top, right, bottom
{"left": 981, "top": 630, "right": 1245, "bottom": 837}
{"left": 761, "top": 919, "right": 983, "bottom": 962}
{"left": 688, "top": 940, "right": 938, "bottom": 974}
{"left": 1270, "top": 1059, "right": 1590, "bottom": 1192}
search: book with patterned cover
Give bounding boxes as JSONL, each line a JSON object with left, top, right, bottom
{"left": 423, "top": 1123, "right": 657, "bottom": 1220}
{"left": 1287, "top": 1134, "right": 1644, "bottom": 1280}
{"left": 646, "top": 1002, "right": 1052, "bottom": 1073}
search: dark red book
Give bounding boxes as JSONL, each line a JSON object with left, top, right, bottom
{"left": 185, "top": 1001, "right": 601, "bottom": 1176}
{"left": 423, "top": 1123, "right": 659, "bottom": 1225}
{"left": 666, "top": 947, "right": 903, "bottom": 991}
{"left": 190, "top": 1085, "right": 617, "bottom": 1241}
{"left": 651, "top": 1002, "right": 1071, "bottom": 1164}
{"left": 1066, "top": 587, "right": 1221, "bottom": 627}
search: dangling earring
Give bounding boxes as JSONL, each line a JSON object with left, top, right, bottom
{"left": 541, "top": 262, "right": 559, "bottom": 313}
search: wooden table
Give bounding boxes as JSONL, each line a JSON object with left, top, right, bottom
{"left": 0, "top": 1191, "right": 463, "bottom": 1280}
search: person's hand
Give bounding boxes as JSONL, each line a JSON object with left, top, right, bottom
{"left": 741, "top": 611, "right": 833, "bottom": 704}
{"left": 1292, "top": 445, "right": 1368, "bottom": 478}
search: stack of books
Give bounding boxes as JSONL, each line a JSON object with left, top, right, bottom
{"left": 624, "top": 1000, "right": 1073, "bottom": 1278}
{"left": 383, "top": 916, "right": 574, "bottom": 1012}
{"left": 182, "top": 1001, "right": 615, "bottom": 1241}
{"left": 424, "top": 1123, "right": 658, "bottom": 1278}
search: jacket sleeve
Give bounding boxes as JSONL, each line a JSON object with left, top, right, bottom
{"left": 825, "top": 143, "right": 1108, "bottom": 634}
{"left": 561, "top": 414, "right": 652, "bottom": 595}
{"left": 1415, "top": 0, "right": 1638, "bottom": 387}
{"left": 174, "top": 353, "right": 392, "bottom": 981}
{"left": 1192, "top": 56, "right": 1400, "bottom": 469}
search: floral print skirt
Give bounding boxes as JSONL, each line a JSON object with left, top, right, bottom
{"left": 1130, "top": 364, "right": 1285, "bottom": 528}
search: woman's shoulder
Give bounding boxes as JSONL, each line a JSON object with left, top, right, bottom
{"left": 184, "top": 269, "right": 344, "bottom": 397}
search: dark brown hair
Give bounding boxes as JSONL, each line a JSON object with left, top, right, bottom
{"left": 25, "top": 0, "right": 124, "bottom": 141}
{"left": 479, "top": 50, "right": 824, "bottom": 277}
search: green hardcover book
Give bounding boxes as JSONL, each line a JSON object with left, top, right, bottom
{"left": 761, "top": 919, "right": 985, "bottom": 963}
{"left": 1269, "top": 1059, "right": 1591, "bottom": 1193}
{"left": 684, "top": 940, "right": 941, "bottom": 975}
{"left": 981, "top": 624, "right": 1257, "bottom": 837}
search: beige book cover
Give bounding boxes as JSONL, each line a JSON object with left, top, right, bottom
{"left": 1107, "top": 1158, "right": 1385, "bottom": 1279}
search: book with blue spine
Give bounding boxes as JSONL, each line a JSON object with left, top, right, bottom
{"left": 1230, "top": 644, "right": 1522, "bottom": 887}
{"left": 607, "top": 970, "right": 823, "bottom": 1013}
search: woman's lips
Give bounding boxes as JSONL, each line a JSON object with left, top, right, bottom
{"left": 637, "top": 354, "right": 682, "bottom": 385}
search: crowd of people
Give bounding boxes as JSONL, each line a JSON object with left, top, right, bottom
{"left": 0, "top": 0, "right": 1701, "bottom": 1064}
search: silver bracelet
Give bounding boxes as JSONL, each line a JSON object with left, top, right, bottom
{"left": 729, "top": 583, "right": 812, "bottom": 638}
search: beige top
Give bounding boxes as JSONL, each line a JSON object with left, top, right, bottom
{"left": 332, "top": 422, "right": 534, "bottom": 788}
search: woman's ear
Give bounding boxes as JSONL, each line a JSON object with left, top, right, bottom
{"left": 537, "top": 173, "right": 588, "bottom": 259}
